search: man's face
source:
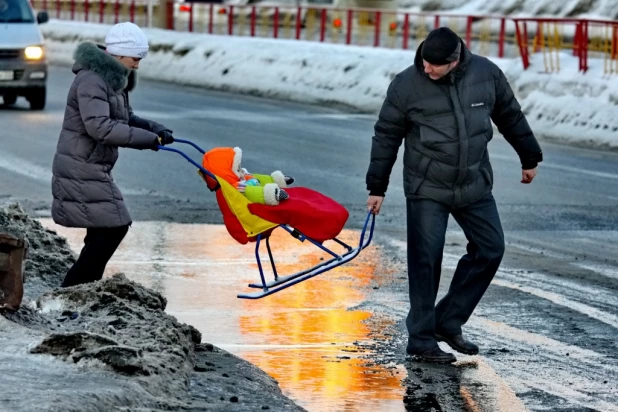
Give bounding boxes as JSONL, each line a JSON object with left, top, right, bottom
{"left": 115, "top": 56, "right": 142, "bottom": 70}
{"left": 423, "top": 60, "right": 459, "bottom": 80}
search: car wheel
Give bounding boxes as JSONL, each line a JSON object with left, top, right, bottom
{"left": 28, "top": 88, "right": 46, "bottom": 111}
{"left": 2, "top": 93, "right": 17, "bottom": 105}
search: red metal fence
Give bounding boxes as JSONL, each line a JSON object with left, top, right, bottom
{"left": 33, "top": 0, "right": 151, "bottom": 26}
{"left": 170, "top": 5, "right": 522, "bottom": 59}
{"left": 513, "top": 17, "right": 618, "bottom": 73}
{"left": 30, "top": 0, "right": 618, "bottom": 73}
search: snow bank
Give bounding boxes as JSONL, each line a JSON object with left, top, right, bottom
{"left": 42, "top": 20, "right": 405, "bottom": 112}
{"left": 502, "top": 54, "right": 618, "bottom": 148}
{"left": 0, "top": 203, "right": 302, "bottom": 411}
{"left": 398, "top": 0, "right": 618, "bottom": 20}
{"left": 41, "top": 20, "right": 618, "bottom": 148}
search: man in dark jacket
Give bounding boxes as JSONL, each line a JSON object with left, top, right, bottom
{"left": 366, "top": 27, "right": 543, "bottom": 363}
{"left": 51, "top": 22, "right": 174, "bottom": 288}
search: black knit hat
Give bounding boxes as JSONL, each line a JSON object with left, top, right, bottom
{"left": 421, "top": 27, "right": 462, "bottom": 65}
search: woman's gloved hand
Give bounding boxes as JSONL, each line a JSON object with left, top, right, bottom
{"left": 157, "top": 130, "right": 174, "bottom": 146}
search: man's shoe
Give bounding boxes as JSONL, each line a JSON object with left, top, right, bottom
{"left": 435, "top": 333, "right": 479, "bottom": 355}
{"left": 407, "top": 346, "right": 457, "bottom": 364}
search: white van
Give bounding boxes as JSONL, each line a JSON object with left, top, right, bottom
{"left": 0, "top": 0, "right": 48, "bottom": 110}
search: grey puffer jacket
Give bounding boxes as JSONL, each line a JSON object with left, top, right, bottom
{"left": 51, "top": 42, "right": 170, "bottom": 228}
{"left": 366, "top": 40, "right": 543, "bottom": 207}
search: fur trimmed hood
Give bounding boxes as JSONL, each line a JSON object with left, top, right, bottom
{"left": 201, "top": 147, "right": 243, "bottom": 187}
{"left": 72, "top": 42, "right": 137, "bottom": 92}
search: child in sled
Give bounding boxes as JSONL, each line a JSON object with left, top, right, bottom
{"left": 201, "top": 147, "right": 294, "bottom": 206}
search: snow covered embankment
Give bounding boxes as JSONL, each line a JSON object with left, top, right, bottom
{"left": 42, "top": 20, "right": 618, "bottom": 148}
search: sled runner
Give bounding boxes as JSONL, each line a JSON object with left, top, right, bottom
{"left": 158, "top": 139, "right": 375, "bottom": 299}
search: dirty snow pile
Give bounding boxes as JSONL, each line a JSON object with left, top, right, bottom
{"left": 0, "top": 203, "right": 304, "bottom": 412}
{"left": 41, "top": 20, "right": 618, "bottom": 148}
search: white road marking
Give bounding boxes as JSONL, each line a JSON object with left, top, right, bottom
{"left": 0, "top": 152, "right": 166, "bottom": 197}
{"left": 387, "top": 237, "right": 618, "bottom": 410}
{"left": 0, "top": 154, "right": 52, "bottom": 182}
{"left": 490, "top": 152, "right": 618, "bottom": 180}
{"left": 136, "top": 108, "right": 287, "bottom": 123}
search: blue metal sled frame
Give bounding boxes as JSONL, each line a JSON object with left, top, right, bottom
{"left": 158, "top": 139, "right": 376, "bottom": 299}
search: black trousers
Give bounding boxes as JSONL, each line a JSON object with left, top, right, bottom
{"left": 61, "top": 225, "right": 129, "bottom": 288}
{"left": 405, "top": 192, "right": 504, "bottom": 353}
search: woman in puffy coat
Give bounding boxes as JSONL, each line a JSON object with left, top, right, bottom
{"left": 51, "top": 22, "right": 173, "bottom": 287}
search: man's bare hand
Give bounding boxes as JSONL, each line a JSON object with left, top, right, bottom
{"left": 367, "top": 195, "right": 384, "bottom": 215}
{"left": 521, "top": 167, "right": 537, "bottom": 184}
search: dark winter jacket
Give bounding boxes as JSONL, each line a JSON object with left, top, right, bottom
{"left": 51, "top": 42, "right": 171, "bottom": 228}
{"left": 366, "top": 40, "right": 543, "bottom": 207}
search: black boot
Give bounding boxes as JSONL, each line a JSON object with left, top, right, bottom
{"left": 435, "top": 333, "right": 479, "bottom": 355}
{"left": 407, "top": 346, "right": 457, "bottom": 363}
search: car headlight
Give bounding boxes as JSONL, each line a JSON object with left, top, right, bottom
{"left": 25, "top": 46, "right": 44, "bottom": 60}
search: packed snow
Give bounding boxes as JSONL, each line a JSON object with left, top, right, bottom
{"left": 397, "top": 0, "right": 618, "bottom": 20}
{"left": 41, "top": 20, "right": 618, "bottom": 148}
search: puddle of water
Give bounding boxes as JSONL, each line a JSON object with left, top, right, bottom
{"left": 39, "top": 219, "right": 405, "bottom": 411}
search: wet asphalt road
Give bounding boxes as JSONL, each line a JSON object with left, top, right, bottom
{"left": 2, "top": 65, "right": 618, "bottom": 410}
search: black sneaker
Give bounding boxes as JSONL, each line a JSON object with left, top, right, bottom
{"left": 407, "top": 346, "right": 457, "bottom": 363}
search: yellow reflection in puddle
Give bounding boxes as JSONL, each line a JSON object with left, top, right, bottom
{"left": 39, "top": 220, "right": 405, "bottom": 411}
{"left": 237, "top": 231, "right": 404, "bottom": 410}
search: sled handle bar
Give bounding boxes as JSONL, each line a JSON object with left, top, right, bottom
{"left": 156, "top": 139, "right": 215, "bottom": 181}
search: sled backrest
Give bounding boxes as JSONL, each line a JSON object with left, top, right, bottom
{"left": 198, "top": 152, "right": 279, "bottom": 243}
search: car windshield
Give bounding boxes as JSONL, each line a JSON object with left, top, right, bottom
{"left": 0, "top": 0, "right": 34, "bottom": 23}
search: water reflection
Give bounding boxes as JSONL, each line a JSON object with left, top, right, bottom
{"left": 39, "top": 220, "right": 405, "bottom": 411}
{"left": 237, "top": 231, "right": 404, "bottom": 409}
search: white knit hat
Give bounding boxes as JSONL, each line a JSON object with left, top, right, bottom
{"left": 105, "top": 22, "right": 149, "bottom": 59}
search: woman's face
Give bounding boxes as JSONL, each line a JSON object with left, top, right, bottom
{"left": 115, "top": 56, "right": 142, "bottom": 70}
